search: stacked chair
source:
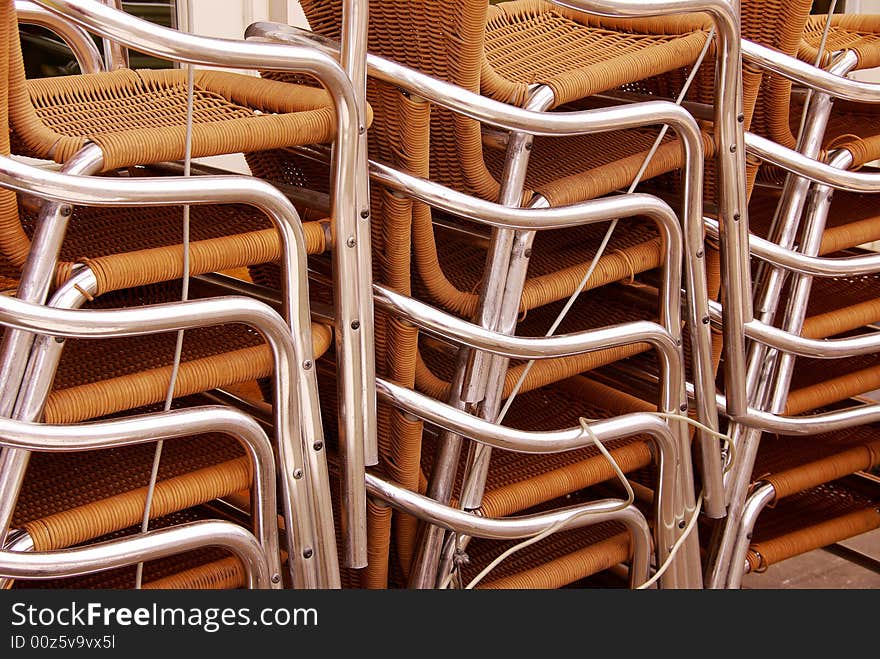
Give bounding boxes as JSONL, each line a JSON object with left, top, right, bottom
{"left": 3, "top": 0, "right": 878, "bottom": 591}
{"left": 0, "top": 0, "right": 374, "bottom": 589}
{"left": 245, "top": 0, "right": 762, "bottom": 589}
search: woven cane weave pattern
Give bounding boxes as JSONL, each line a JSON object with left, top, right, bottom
{"left": 746, "top": 483, "right": 880, "bottom": 571}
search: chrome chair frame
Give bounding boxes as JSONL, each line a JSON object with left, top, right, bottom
{"left": 0, "top": 154, "right": 338, "bottom": 587}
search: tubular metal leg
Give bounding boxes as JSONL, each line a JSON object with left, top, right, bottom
{"left": 0, "top": 149, "right": 341, "bottom": 586}
{"left": 725, "top": 481, "right": 775, "bottom": 589}
{"left": 0, "top": 274, "right": 291, "bottom": 583}
{"left": 0, "top": 405, "right": 284, "bottom": 587}
{"left": 407, "top": 86, "right": 554, "bottom": 589}
{"left": 340, "top": 0, "right": 378, "bottom": 470}
{"left": 0, "top": 269, "right": 323, "bottom": 588}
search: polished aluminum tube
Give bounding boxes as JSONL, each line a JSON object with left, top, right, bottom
{"left": 0, "top": 520, "right": 271, "bottom": 588}
{"left": 462, "top": 86, "right": 554, "bottom": 404}
{"left": 742, "top": 39, "right": 880, "bottom": 103}
{"left": 340, "top": 0, "right": 378, "bottom": 474}
{"left": 745, "top": 132, "right": 880, "bottom": 193}
{"left": 767, "top": 150, "right": 855, "bottom": 413}
{"left": 0, "top": 147, "right": 104, "bottom": 559}
{"left": 366, "top": 473, "right": 651, "bottom": 588}
{"left": 377, "top": 378, "right": 684, "bottom": 587}
{"left": 0, "top": 405, "right": 282, "bottom": 587}
{"left": 410, "top": 88, "right": 552, "bottom": 589}
{"left": 33, "top": 0, "right": 369, "bottom": 573}
{"left": 0, "top": 146, "right": 102, "bottom": 421}
{"left": 14, "top": 0, "right": 104, "bottom": 73}
{"left": 97, "top": 0, "right": 128, "bottom": 69}
{"left": 551, "top": 0, "right": 748, "bottom": 430}
{"left": 707, "top": 301, "right": 880, "bottom": 359}
{"left": 249, "top": 22, "right": 722, "bottom": 518}
{"left": 712, "top": 391, "right": 880, "bottom": 435}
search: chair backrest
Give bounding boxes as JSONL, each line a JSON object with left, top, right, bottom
{"left": 743, "top": 0, "right": 815, "bottom": 150}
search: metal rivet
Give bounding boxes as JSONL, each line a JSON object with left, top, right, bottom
{"left": 729, "top": 144, "right": 737, "bottom": 153}
{"left": 313, "top": 441, "right": 323, "bottom": 451}
{"left": 60, "top": 205, "right": 72, "bottom": 216}
{"left": 702, "top": 316, "right": 710, "bottom": 324}
{"left": 346, "top": 236, "right": 357, "bottom": 248}
{"left": 523, "top": 248, "right": 532, "bottom": 259}
{"left": 733, "top": 213, "right": 741, "bottom": 222}
{"left": 351, "top": 320, "right": 360, "bottom": 330}
{"left": 302, "top": 360, "right": 313, "bottom": 370}
{"left": 293, "top": 468, "right": 303, "bottom": 480}
{"left": 358, "top": 125, "right": 366, "bottom": 134}
{"left": 54, "top": 336, "right": 65, "bottom": 344}
{"left": 360, "top": 209, "right": 370, "bottom": 219}
{"left": 678, "top": 520, "right": 687, "bottom": 529}
{"left": 302, "top": 548, "right": 314, "bottom": 559}
{"left": 737, "top": 114, "right": 745, "bottom": 123}
{"left": 525, "top": 142, "right": 533, "bottom": 151}
{"left": 271, "top": 574, "right": 281, "bottom": 584}
{"left": 696, "top": 249, "right": 704, "bottom": 258}
{"left": 680, "top": 403, "right": 688, "bottom": 412}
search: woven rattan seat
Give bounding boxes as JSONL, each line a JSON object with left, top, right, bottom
{"left": 801, "top": 13, "right": 880, "bottom": 69}
{"left": 12, "top": 507, "right": 255, "bottom": 589}
{"left": 14, "top": 64, "right": 339, "bottom": 172}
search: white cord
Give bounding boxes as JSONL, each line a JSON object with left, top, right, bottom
{"left": 443, "top": 411, "right": 730, "bottom": 589}
{"left": 135, "top": 5, "right": 196, "bottom": 589}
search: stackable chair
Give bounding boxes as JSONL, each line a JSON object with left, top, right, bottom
{"left": 245, "top": 0, "right": 756, "bottom": 589}
{"left": 0, "top": 0, "right": 370, "bottom": 588}
{"left": 689, "top": 5, "right": 880, "bottom": 587}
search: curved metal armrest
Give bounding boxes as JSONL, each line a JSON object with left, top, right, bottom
{"left": 15, "top": 0, "right": 104, "bottom": 73}
{"left": 0, "top": 520, "right": 271, "bottom": 588}
{"left": 0, "top": 405, "right": 282, "bottom": 588}
{"left": 743, "top": 39, "right": 880, "bottom": 104}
